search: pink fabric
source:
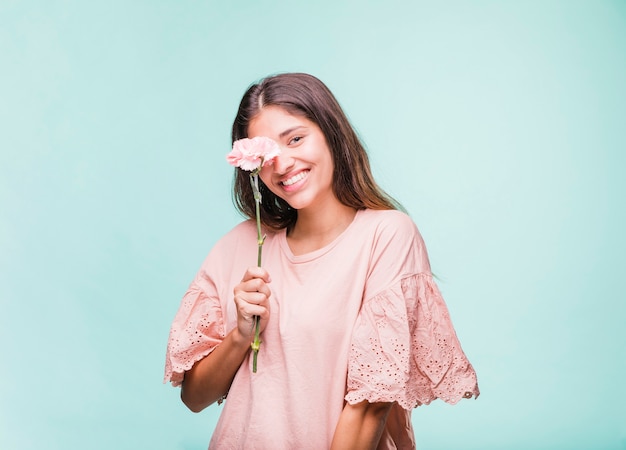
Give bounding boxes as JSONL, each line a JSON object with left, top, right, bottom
{"left": 164, "top": 272, "right": 226, "bottom": 388}
{"left": 347, "top": 274, "right": 480, "bottom": 409}
{"left": 164, "top": 209, "right": 479, "bottom": 449}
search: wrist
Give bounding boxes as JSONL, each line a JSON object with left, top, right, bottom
{"left": 231, "top": 327, "right": 253, "bottom": 351}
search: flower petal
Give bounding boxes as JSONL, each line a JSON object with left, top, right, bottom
{"left": 226, "top": 137, "right": 281, "bottom": 171}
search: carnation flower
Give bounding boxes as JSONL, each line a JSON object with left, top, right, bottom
{"left": 227, "top": 137, "right": 281, "bottom": 171}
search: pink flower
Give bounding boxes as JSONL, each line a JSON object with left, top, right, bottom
{"left": 227, "top": 137, "right": 281, "bottom": 172}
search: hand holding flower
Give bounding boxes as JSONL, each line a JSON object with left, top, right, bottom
{"left": 226, "top": 136, "right": 281, "bottom": 372}
{"left": 233, "top": 266, "right": 271, "bottom": 343}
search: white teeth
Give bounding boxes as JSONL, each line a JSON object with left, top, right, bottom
{"left": 282, "top": 171, "right": 308, "bottom": 186}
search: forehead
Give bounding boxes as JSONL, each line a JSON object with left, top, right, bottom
{"left": 248, "top": 106, "right": 312, "bottom": 139}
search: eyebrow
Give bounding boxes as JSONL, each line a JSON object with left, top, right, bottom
{"left": 279, "top": 126, "right": 307, "bottom": 138}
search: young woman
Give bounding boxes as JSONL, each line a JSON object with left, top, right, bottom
{"left": 164, "top": 73, "right": 479, "bottom": 449}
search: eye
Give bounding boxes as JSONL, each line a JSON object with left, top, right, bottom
{"left": 289, "top": 136, "right": 303, "bottom": 145}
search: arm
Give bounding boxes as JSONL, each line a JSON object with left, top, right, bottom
{"left": 180, "top": 266, "right": 271, "bottom": 413}
{"left": 330, "top": 400, "right": 393, "bottom": 450}
{"left": 180, "top": 327, "right": 250, "bottom": 412}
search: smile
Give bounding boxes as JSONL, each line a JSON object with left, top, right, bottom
{"left": 282, "top": 170, "right": 309, "bottom": 187}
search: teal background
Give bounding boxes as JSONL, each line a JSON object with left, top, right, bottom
{"left": 1, "top": 1, "right": 625, "bottom": 449}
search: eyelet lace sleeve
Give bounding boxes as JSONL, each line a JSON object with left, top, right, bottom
{"left": 346, "top": 273, "right": 479, "bottom": 409}
{"left": 163, "top": 272, "right": 226, "bottom": 387}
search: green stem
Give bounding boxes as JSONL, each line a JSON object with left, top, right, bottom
{"left": 250, "top": 171, "right": 263, "bottom": 373}
{"left": 252, "top": 317, "right": 260, "bottom": 373}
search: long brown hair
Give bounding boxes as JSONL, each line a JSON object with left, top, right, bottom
{"left": 231, "top": 73, "right": 400, "bottom": 230}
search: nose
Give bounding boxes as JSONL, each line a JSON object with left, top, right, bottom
{"left": 271, "top": 150, "right": 294, "bottom": 175}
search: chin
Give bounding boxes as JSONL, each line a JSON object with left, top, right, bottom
{"left": 282, "top": 197, "right": 313, "bottom": 212}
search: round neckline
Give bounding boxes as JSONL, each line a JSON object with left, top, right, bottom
{"left": 278, "top": 209, "right": 363, "bottom": 263}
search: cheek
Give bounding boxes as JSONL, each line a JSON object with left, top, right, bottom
{"left": 259, "top": 166, "right": 272, "bottom": 186}
{"left": 259, "top": 168, "right": 281, "bottom": 196}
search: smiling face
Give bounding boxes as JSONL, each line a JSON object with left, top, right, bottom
{"left": 247, "top": 106, "right": 339, "bottom": 214}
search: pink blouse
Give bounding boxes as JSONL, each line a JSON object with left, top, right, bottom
{"left": 164, "top": 209, "right": 479, "bottom": 449}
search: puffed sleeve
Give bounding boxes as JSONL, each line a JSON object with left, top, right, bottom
{"left": 345, "top": 211, "right": 479, "bottom": 409}
{"left": 163, "top": 268, "right": 226, "bottom": 387}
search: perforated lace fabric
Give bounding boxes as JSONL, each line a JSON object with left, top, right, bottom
{"left": 346, "top": 273, "right": 479, "bottom": 409}
{"left": 164, "top": 276, "right": 225, "bottom": 387}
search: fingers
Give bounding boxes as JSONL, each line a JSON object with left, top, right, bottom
{"left": 236, "top": 266, "right": 271, "bottom": 301}
{"left": 233, "top": 267, "right": 272, "bottom": 339}
{"left": 240, "top": 266, "right": 271, "bottom": 284}
{"left": 234, "top": 293, "right": 270, "bottom": 339}
{"left": 234, "top": 291, "right": 269, "bottom": 316}
{"left": 236, "top": 279, "right": 271, "bottom": 300}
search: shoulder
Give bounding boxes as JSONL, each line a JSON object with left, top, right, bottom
{"left": 216, "top": 220, "right": 257, "bottom": 244}
{"left": 204, "top": 220, "right": 258, "bottom": 262}
{"left": 356, "top": 209, "right": 431, "bottom": 274}
{"left": 357, "top": 209, "right": 421, "bottom": 241}
{"left": 222, "top": 220, "right": 257, "bottom": 240}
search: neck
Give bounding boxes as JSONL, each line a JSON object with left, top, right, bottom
{"left": 287, "top": 202, "right": 357, "bottom": 255}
